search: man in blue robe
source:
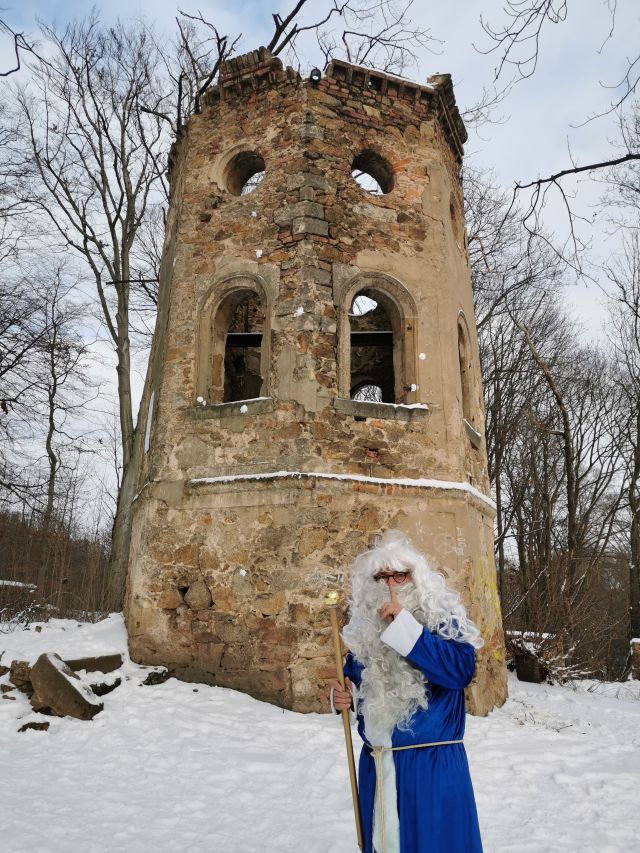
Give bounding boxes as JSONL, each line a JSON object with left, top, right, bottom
{"left": 331, "top": 531, "right": 484, "bottom": 853}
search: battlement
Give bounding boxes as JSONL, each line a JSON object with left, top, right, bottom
{"left": 204, "top": 48, "right": 299, "bottom": 104}
{"left": 219, "top": 47, "right": 277, "bottom": 82}
{"left": 203, "top": 48, "right": 466, "bottom": 161}
{"left": 325, "top": 59, "right": 467, "bottom": 157}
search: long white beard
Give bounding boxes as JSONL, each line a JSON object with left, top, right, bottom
{"left": 342, "top": 582, "right": 429, "bottom": 743}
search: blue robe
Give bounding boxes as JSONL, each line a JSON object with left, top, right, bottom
{"left": 344, "top": 619, "right": 483, "bottom": 853}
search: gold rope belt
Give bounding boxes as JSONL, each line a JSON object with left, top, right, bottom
{"left": 370, "top": 739, "right": 464, "bottom": 853}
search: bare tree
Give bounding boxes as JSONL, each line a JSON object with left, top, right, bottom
{"left": 606, "top": 234, "right": 640, "bottom": 648}
{"left": 0, "top": 270, "right": 50, "bottom": 504}
{"left": 13, "top": 16, "right": 167, "bottom": 467}
{"left": 9, "top": 15, "right": 169, "bottom": 600}
{"left": 465, "top": 164, "right": 565, "bottom": 329}
{"left": 306, "top": 0, "right": 435, "bottom": 74}
{"left": 0, "top": 19, "right": 34, "bottom": 77}
{"left": 479, "top": 0, "right": 638, "bottom": 109}
{"left": 466, "top": 164, "right": 627, "bottom": 675}
{"left": 599, "top": 101, "right": 640, "bottom": 652}
{"left": 476, "top": 2, "right": 640, "bottom": 236}
{"left": 502, "top": 308, "right": 625, "bottom": 672}
{"left": 465, "top": 165, "right": 567, "bottom": 600}
{"left": 36, "top": 271, "right": 95, "bottom": 597}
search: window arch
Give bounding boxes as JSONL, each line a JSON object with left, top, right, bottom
{"left": 457, "top": 313, "right": 473, "bottom": 424}
{"left": 349, "top": 290, "right": 396, "bottom": 403}
{"left": 210, "top": 142, "right": 266, "bottom": 197}
{"left": 197, "top": 276, "right": 271, "bottom": 405}
{"left": 338, "top": 273, "right": 418, "bottom": 404}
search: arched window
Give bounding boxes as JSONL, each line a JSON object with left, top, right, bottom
{"left": 338, "top": 274, "right": 417, "bottom": 405}
{"left": 197, "top": 277, "right": 271, "bottom": 406}
{"left": 457, "top": 315, "right": 473, "bottom": 423}
{"left": 222, "top": 292, "right": 265, "bottom": 402}
{"left": 349, "top": 291, "right": 395, "bottom": 403}
{"left": 351, "top": 150, "right": 394, "bottom": 195}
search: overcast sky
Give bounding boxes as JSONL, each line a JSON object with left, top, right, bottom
{"left": 4, "top": 0, "right": 638, "bottom": 337}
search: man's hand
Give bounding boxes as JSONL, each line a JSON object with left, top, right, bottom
{"left": 330, "top": 677, "right": 353, "bottom": 712}
{"left": 378, "top": 586, "right": 402, "bottom": 624}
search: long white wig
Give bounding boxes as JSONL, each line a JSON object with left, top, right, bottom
{"left": 342, "top": 530, "right": 483, "bottom": 740}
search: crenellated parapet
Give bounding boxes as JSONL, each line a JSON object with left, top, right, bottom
{"left": 203, "top": 47, "right": 299, "bottom": 104}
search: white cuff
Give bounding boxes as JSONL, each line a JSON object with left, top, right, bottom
{"left": 330, "top": 687, "right": 337, "bottom": 714}
{"left": 380, "top": 609, "right": 423, "bottom": 657}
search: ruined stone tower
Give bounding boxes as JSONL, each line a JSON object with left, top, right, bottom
{"left": 125, "top": 49, "right": 507, "bottom": 714}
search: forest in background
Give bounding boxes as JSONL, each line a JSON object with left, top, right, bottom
{"left": 0, "top": 2, "right": 638, "bottom": 682}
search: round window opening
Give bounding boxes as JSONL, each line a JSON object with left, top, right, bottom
{"left": 351, "top": 150, "right": 394, "bottom": 195}
{"left": 225, "top": 151, "right": 266, "bottom": 196}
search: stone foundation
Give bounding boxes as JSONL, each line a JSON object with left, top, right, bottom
{"left": 127, "top": 472, "right": 505, "bottom": 714}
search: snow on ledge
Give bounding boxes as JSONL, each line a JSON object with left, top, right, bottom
{"left": 0, "top": 579, "right": 37, "bottom": 589}
{"left": 190, "top": 470, "right": 496, "bottom": 510}
{"left": 375, "top": 401, "right": 428, "bottom": 410}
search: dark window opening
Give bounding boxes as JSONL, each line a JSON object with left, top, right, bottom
{"left": 349, "top": 289, "right": 395, "bottom": 403}
{"left": 351, "top": 150, "right": 394, "bottom": 195}
{"left": 220, "top": 292, "right": 264, "bottom": 403}
{"left": 458, "top": 320, "right": 472, "bottom": 423}
{"left": 225, "top": 151, "right": 265, "bottom": 196}
{"left": 450, "top": 192, "right": 463, "bottom": 243}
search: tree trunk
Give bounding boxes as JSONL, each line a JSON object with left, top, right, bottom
{"left": 106, "top": 454, "right": 137, "bottom": 610}
{"left": 37, "top": 390, "right": 58, "bottom": 599}
{"left": 37, "top": 317, "right": 59, "bottom": 600}
{"left": 518, "top": 321, "right": 577, "bottom": 588}
{"left": 106, "top": 278, "right": 161, "bottom": 609}
{"left": 629, "top": 407, "right": 640, "bottom": 641}
{"left": 106, "top": 375, "right": 152, "bottom": 610}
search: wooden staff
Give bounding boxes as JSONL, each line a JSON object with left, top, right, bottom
{"left": 325, "top": 590, "right": 364, "bottom": 850}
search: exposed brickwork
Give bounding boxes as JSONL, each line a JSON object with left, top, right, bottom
{"left": 126, "top": 49, "right": 508, "bottom": 715}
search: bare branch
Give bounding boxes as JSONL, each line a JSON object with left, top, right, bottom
{"left": 0, "top": 19, "right": 34, "bottom": 77}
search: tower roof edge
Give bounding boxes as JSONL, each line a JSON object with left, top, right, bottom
{"left": 324, "top": 59, "right": 468, "bottom": 156}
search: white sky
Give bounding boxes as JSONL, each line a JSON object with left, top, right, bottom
{"left": 4, "top": 0, "right": 636, "bottom": 335}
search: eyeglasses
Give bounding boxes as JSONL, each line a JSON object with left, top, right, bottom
{"left": 373, "top": 571, "right": 411, "bottom": 584}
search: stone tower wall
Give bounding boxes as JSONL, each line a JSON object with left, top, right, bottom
{"left": 125, "top": 50, "right": 507, "bottom": 715}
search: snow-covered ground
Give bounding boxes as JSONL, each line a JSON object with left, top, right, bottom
{"left": 1, "top": 615, "right": 639, "bottom": 853}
